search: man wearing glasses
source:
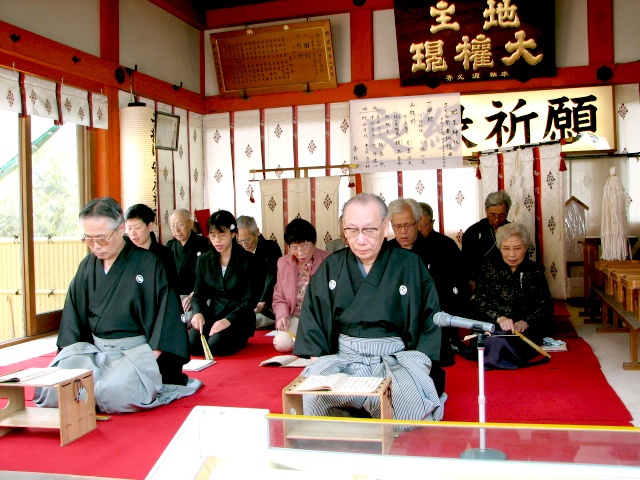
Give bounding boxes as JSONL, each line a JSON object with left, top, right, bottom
{"left": 166, "top": 208, "right": 211, "bottom": 315}
{"left": 387, "top": 198, "right": 464, "bottom": 364}
{"left": 35, "top": 197, "right": 201, "bottom": 413}
{"left": 236, "top": 216, "right": 282, "bottom": 328}
{"left": 461, "top": 190, "right": 512, "bottom": 292}
{"left": 293, "top": 193, "right": 444, "bottom": 422}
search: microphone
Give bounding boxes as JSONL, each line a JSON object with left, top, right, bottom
{"left": 433, "top": 311, "right": 495, "bottom": 333}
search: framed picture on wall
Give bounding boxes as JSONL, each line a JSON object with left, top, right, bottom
{"left": 155, "top": 111, "right": 180, "bottom": 151}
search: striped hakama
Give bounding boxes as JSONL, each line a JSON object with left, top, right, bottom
{"left": 300, "top": 335, "right": 444, "bottom": 421}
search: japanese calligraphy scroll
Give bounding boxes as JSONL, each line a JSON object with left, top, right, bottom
{"left": 209, "top": 20, "right": 337, "bottom": 97}
{"left": 350, "top": 93, "right": 463, "bottom": 173}
{"left": 394, "top": 0, "right": 555, "bottom": 86}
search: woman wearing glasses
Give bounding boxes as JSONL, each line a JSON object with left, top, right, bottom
{"left": 271, "top": 219, "right": 330, "bottom": 352}
{"left": 470, "top": 222, "right": 553, "bottom": 369}
{"left": 189, "top": 210, "right": 261, "bottom": 356}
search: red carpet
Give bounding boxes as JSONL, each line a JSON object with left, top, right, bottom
{"left": 0, "top": 326, "right": 633, "bottom": 479}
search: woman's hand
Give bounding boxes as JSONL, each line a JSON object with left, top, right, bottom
{"left": 513, "top": 320, "right": 529, "bottom": 333}
{"left": 275, "top": 316, "right": 290, "bottom": 331}
{"left": 496, "top": 316, "right": 515, "bottom": 333}
{"left": 210, "top": 318, "right": 231, "bottom": 335}
{"left": 191, "top": 313, "right": 205, "bottom": 333}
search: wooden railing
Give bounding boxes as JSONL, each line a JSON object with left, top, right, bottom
{"left": 0, "top": 237, "right": 87, "bottom": 341}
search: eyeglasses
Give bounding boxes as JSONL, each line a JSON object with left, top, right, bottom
{"left": 209, "top": 231, "right": 230, "bottom": 240}
{"left": 487, "top": 213, "right": 508, "bottom": 220}
{"left": 82, "top": 228, "right": 117, "bottom": 247}
{"left": 391, "top": 220, "right": 417, "bottom": 231}
{"left": 500, "top": 245, "right": 525, "bottom": 254}
{"left": 169, "top": 222, "right": 188, "bottom": 229}
{"left": 236, "top": 237, "right": 254, "bottom": 246}
{"left": 289, "top": 242, "right": 312, "bottom": 253}
{"left": 343, "top": 221, "right": 385, "bottom": 239}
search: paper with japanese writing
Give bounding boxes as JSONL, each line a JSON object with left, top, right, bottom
{"left": 350, "top": 93, "right": 463, "bottom": 173}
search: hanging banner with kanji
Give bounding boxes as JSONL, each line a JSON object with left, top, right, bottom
{"left": 394, "top": 0, "right": 556, "bottom": 87}
{"left": 350, "top": 93, "right": 463, "bottom": 173}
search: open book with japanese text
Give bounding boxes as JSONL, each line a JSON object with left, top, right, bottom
{"left": 259, "top": 355, "right": 311, "bottom": 367}
{"left": 293, "top": 373, "right": 384, "bottom": 393}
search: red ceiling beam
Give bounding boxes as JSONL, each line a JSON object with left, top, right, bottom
{"left": 0, "top": 20, "right": 205, "bottom": 113}
{"left": 205, "top": 0, "right": 393, "bottom": 29}
{"left": 205, "top": 63, "right": 640, "bottom": 113}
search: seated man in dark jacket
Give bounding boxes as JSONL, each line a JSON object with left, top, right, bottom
{"left": 236, "top": 215, "right": 282, "bottom": 328}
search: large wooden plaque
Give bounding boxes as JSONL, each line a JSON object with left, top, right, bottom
{"left": 210, "top": 20, "right": 337, "bottom": 97}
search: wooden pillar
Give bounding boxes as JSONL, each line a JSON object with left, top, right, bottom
{"left": 18, "top": 116, "right": 36, "bottom": 336}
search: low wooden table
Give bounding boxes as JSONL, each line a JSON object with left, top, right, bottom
{"left": 0, "top": 368, "right": 96, "bottom": 445}
{"left": 282, "top": 375, "right": 394, "bottom": 453}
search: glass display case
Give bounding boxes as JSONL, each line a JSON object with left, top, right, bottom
{"left": 146, "top": 406, "right": 640, "bottom": 480}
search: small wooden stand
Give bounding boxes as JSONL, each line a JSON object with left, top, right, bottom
{"left": 282, "top": 376, "right": 393, "bottom": 454}
{"left": 0, "top": 369, "right": 97, "bottom": 445}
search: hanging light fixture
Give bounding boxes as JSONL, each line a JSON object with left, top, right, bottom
{"left": 120, "top": 100, "right": 156, "bottom": 210}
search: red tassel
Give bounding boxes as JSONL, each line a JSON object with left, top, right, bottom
{"left": 250, "top": 193, "right": 255, "bottom": 203}
{"left": 476, "top": 165, "right": 482, "bottom": 179}
{"left": 348, "top": 176, "right": 355, "bottom": 188}
{"left": 559, "top": 153, "right": 567, "bottom": 172}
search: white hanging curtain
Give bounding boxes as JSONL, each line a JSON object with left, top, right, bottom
{"left": 23, "top": 74, "right": 58, "bottom": 121}
{"left": 264, "top": 107, "right": 294, "bottom": 178}
{"left": 204, "top": 113, "right": 234, "bottom": 216}
{"left": 173, "top": 106, "right": 190, "bottom": 211}
{"left": 538, "top": 143, "right": 568, "bottom": 299}
{"left": 260, "top": 179, "right": 286, "bottom": 252}
{"left": 315, "top": 176, "right": 342, "bottom": 247}
{"left": 0, "top": 67, "right": 21, "bottom": 114}
{"left": 298, "top": 104, "right": 326, "bottom": 176}
{"left": 189, "top": 112, "right": 205, "bottom": 212}
{"left": 91, "top": 92, "right": 109, "bottom": 130}
{"left": 442, "top": 166, "right": 481, "bottom": 246}
{"left": 234, "top": 110, "right": 263, "bottom": 224}
{"left": 60, "top": 85, "right": 90, "bottom": 126}
{"left": 259, "top": 177, "right": 341, "bottom": 253}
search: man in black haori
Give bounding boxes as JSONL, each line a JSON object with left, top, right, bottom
{"left": 35, "top": 198, "right": 201, "bottom": 413}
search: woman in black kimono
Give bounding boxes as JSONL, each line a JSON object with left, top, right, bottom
{"left": 471, "top": 222, "right": 553, "bottom": 369}
{"left": 189, "top": 210, "right": 260, "bottom": 356}
{"left": 125, "top": 203, "right": 178, "bottom": 286}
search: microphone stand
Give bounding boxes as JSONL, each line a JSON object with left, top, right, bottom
{"left": 460, "top": 327, "right": 506, "bottom": 460}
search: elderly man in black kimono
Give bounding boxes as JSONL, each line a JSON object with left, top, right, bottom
{"left": 461, "top": 190, "right": 512, "bottom": 292}
{"left": 293, "top": 193, "right": 445, "bottom": 422}
{"left": 236, "top": 215, "right": 282, "bottom": 328}
{"left": 387, "top": 198, "right": 466, "bottom": 363}
{"left": 166, "top": 208, "right": 211, "bottom": 315}
{"left": 35, "top": 198, "right": 201, "bottom": 413}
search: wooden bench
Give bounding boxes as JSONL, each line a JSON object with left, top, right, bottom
{"left": 610, "top": 269, "right": 640, "bottom": 303}
{"left": 596, "top": 260, "right": 640, "bottom": 296}
{"left": 593, "top": 287, "right": 640, "bottom": 370}
{"left": 621, "top": 275, "right": 640, "bottom": 318}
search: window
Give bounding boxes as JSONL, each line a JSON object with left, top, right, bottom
{"left": 0, "top": 112, "right": 87, "bottom": 344}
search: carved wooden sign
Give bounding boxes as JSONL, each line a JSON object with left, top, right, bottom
{"left": 209, "top": 20, "right": 337, "bottom": 97}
